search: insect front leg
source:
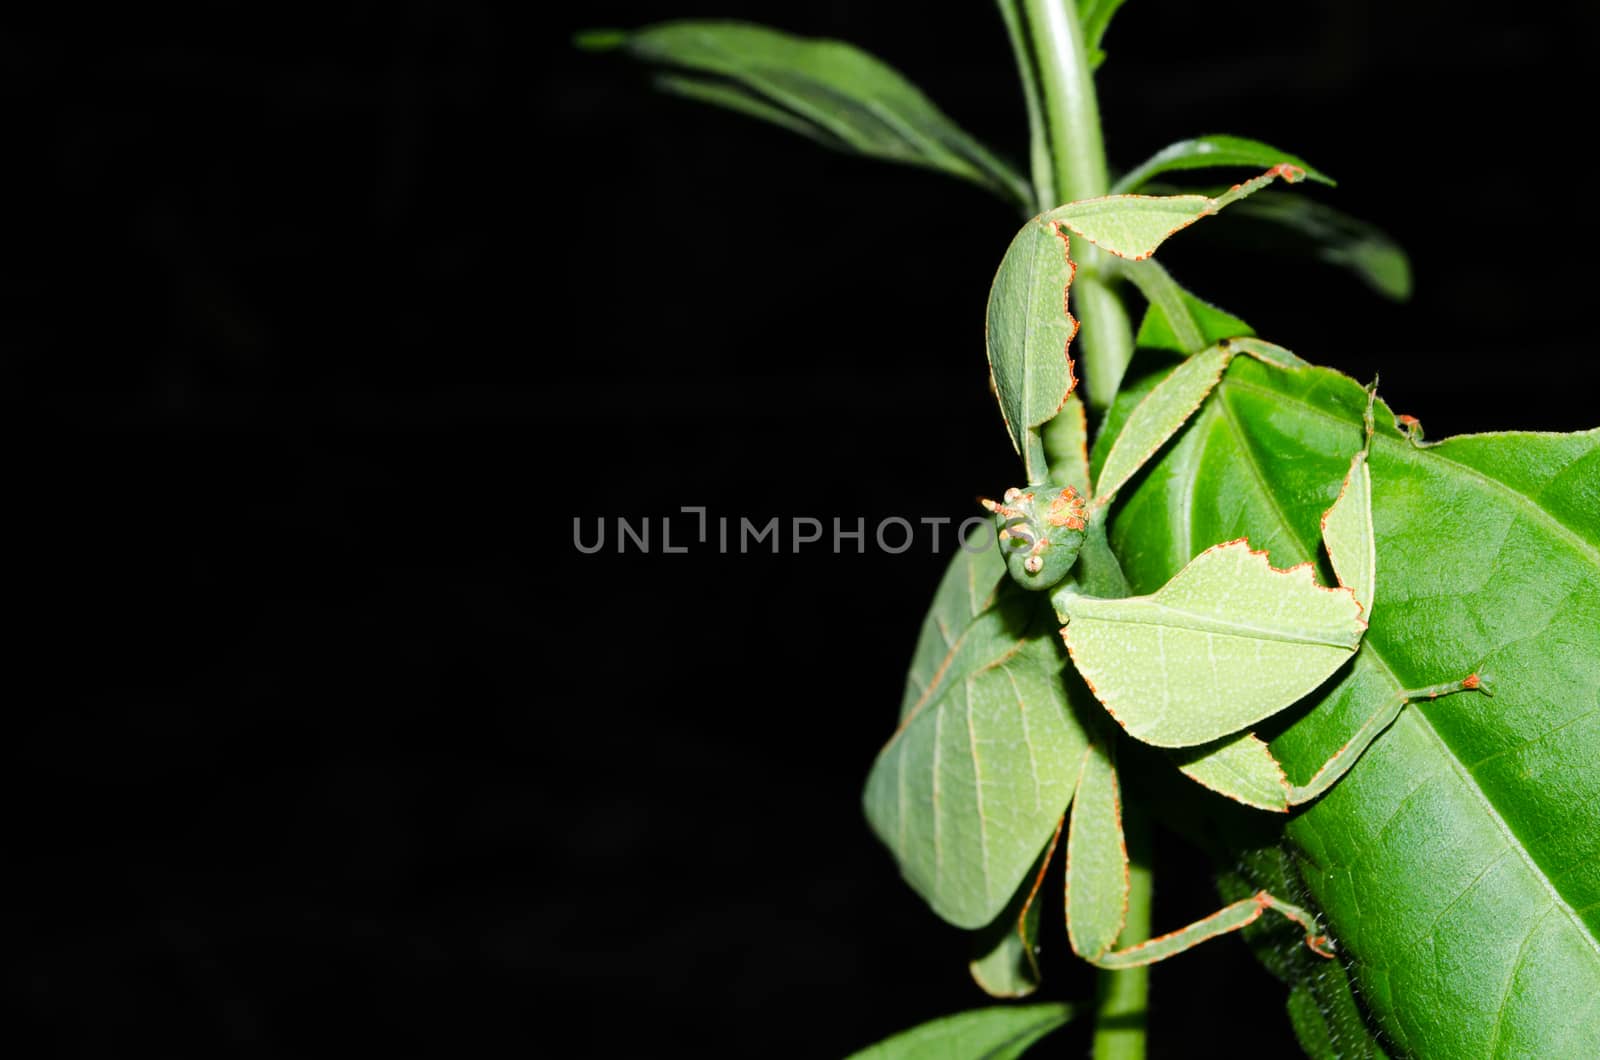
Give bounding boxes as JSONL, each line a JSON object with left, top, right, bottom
{"left": 1065, "top": 733, "right": 1334, "bottom": 967}
{"left": 1285, "top": 669, "right": 1493, "bottom": 806}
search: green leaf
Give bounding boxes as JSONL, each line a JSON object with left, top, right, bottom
{"left": 1170, "top": 733, "right": 1290, "bottom": 813}
{"left": 1224, "top": 190, "right": 1413, "bottom": 301}
{"left": 1077, "top": 0, "right": 1130, "bottom": 69}
{"left": 1093, "top": 343, "right": 1232, "bottom": 503}
{"left": 1321, "top": 447, "right": 1375, "bottom": 615}
{"left": 864, "top": 588, "right": 1091, "bottom": 929}
{"left": 844, "top": 1002, "right": 1074, "bottom": 1060}
{"left": 1043, "top": 164, "right": 1305, "bottom": 260}
{"left": 1129, "top": 266, "right": 1254, "bottom": 355}
{"left": 1108, "top": 353, "right": 1600, "bottom": 1056}
{"left": 987, "top": 218, "right": 1080, "bottom": 469}
{"left": 1055, "top": 539, "right": 1365, "bottom": 748}
{"left": 589, "top": 21, "right": 1030, "bottom": 206}
{"left": 652, "top": 73, "right": 840, "bottom": 148}
{"left": 1112, "top": 134, "right": 1334, "bottom": 194}
{"left": 1064, "top": 735, "right": 1126, "bottom": 958}
{"left": 970, "top": 821, "right": 1060, "bottom": 997}
{"left": 900, "top": 529, "right": 1008, "bottom": 722}
{"left": 1215, "top": 843, "right": 1393, "bottom": 1059}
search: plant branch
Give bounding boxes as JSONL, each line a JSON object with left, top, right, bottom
{"left": 1021, "top": 0, "right": 1132, "bottom": 415}
{"left": 995, "top": 0, "right": 1053, "bottom": 213}
{"left": 1093, "top": 795, "right": 1153, "bottom": 1060}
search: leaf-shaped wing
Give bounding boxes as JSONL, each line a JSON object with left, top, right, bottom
{"left": 1043, "top": 165, "right": 1304, "bottom": 260}
{"left": 901, "top": 531, "right": 1008, "bottom": 721}
{"left": 1093, "top": 344, "right": 1233, "bottom": 504}
{"left": 986, "top": 219, "right": 1080, "bottom": 467}
{"left": 1055, "top": 540, "right": 1364, "bottom": 747}
{"left": 865, "top": 594, "right": 1091, "bottom": 930}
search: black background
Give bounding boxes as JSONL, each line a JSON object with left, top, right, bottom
{"left": 13, "top": 1, "right": 1599, "bottom": 1056}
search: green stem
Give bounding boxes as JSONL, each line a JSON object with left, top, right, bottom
{"left": 994, "top": 0, "right": 1054, "bottom": 213}
{"left": 1118, "top": 258, "right": 1204, "bottom": 354}
{"left": 1092, "top": 796, "right": 1153, "bottom": 1060}
{"left": 1014, "top": 10, "right": 1146, "bottom": 1050}
{"left": 1021, "top": 0, "right": 1133, "bottom": 415}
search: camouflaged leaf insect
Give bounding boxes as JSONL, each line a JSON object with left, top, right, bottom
{"left": 982, "top": 484, "right": 1089, "bottom": 590}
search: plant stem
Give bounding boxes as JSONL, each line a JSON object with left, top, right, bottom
{"left": 1020, "top": 0, "right": 1133, "bottom": 414}
{"left": 1019, "top": 4, "right": 1147, "bottom": 1056}
{"left": 994, "top": 0, "right": 1054, "bottom": 213}
{"left": 1093, "top": 800, "right": 1153, "bottom": 1060}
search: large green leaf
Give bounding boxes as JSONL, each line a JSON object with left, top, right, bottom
{"left": 864, "top": 585, "right": 1091, "bottom": 929}
{"left": 1113, "top": 134, "right": 1334, "bottom": 194}
{"left": 1219, "top": 843, "right": 1393, "bottom": 1059}
{"left": 1108, "top": 353, "right": 1600, "bottom": 1055}
{"left": 987, "top": 218, "right": 1080, "bottom": 470}
{"left": 582, "top": 21, "right": 1030, "bottom": 206}
{"left": 845, "top": 1002, "right": 1074, "bottom": 1060}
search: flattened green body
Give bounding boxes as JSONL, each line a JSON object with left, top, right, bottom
{"left": 1055, "top": 539, "right": 1365, "bottom": 747}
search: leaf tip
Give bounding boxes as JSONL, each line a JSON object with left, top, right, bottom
{"left": 573, "top": 28, "right": 628, "bottom": 52}
{"left": 1267, "top": 162, "right": 1307, "bottom": 184}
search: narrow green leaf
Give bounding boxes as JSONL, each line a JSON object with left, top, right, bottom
{"left": 652, "top": 73, "right": 840, "bottom": 147}
{"left": 1065, "top": 736, "right": 1125, "bottom": 959}
{"left": 1090, "top": 340, "right": 1306, "bottom": 507}
{"left": 1170, "top": 733, "right": 1291, "bottom": 812}
{"left": 845, "top": 1002, "right": 1074, "bottom": 1060}
{"left": 1077, "top": 0, "right": 1130, "bottom": 68}
{"left": 1093, "top": 344, "right": 1232, "bottom": 503}
{"left": 1043, "top": 165, "right": 1305, "bottom": 260}
{"left": 995, "top": 0, "right": 1052, "bottom": 212}
{"left": 1055, "top": 539, "right": 1365, "bottom": 747}
{"left": 1321, "top": 448, "right": 1375, "bottom": 615}
{"left": 1226, "top": 190, "right": 1413, "bottom": 300}
{"left": 1113, "top": 134, "right": 1333, "bottom": 194}
{"left": 864, "top": 592, "right": 1091, "bottom": 929}
{"left": 596, "top": 21, "right": 1030, "bottom": 205}
{"left": 1110, "top": 354, "right": 1600, "bottom": 1056}
{"left": 987, "top": 219, "right": 1080, "bottom": 464}
{"left": 1127, "top": 262, "right": 1254, "bottom": 355}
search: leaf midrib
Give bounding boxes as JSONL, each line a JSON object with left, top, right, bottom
{"left": 1221, "top": 377, "right": 1600, "bottom": 564}
{"left": 1070, "top": 599, "right": 1358, "bottom": 648}
{"left": 1207, "top": 377, "right": 1600, "bottom": 963}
